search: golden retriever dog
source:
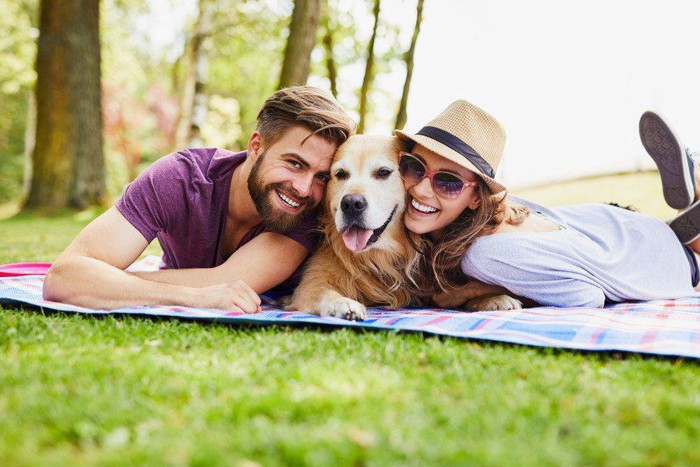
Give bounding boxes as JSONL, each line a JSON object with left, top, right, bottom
{"left": 287, "top": 135, "right": 521, "bottom": 320}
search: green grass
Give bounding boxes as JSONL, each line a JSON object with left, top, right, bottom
{"left": 517, "top": 170, "right": 677, "bottom": 220}
{"left": 1, "top": 171, "right": 699, "bottom": 466}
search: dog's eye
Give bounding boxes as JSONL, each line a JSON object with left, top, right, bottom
{"left": 375, "top": 168, "right": 393, "bottom": 179}
{"left": 335, "top": 169, "right": 349, "bottom": 180}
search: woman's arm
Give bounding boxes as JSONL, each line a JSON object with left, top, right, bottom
{"left": 432, "top": 280, "right": 509, "bottom": 309}
{"left": 461, "top": 247, "right": 606, "bottom": 308}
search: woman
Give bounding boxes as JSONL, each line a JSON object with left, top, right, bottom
{"left": 395, "top": 101, "right": 700, "bottom": 308}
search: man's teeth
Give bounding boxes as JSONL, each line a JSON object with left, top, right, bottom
{"left": 412, "top": 198, "right": 438, "bottom": 214}
{"left": 277, "top": 191, "right": 300, "bottom": 208}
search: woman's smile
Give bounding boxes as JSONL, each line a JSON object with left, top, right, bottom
{"left": 402, "top": 145, "right": 480, "bottom": 235}
{"left": 410, "top": 197, "right": 439, "bottom": 215}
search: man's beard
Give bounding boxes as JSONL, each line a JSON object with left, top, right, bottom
{"left": 247, "top": 152, "right": 315, "bottom": 233}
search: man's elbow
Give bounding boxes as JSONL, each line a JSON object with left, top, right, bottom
{"left": 42, "top": 262, "right": 70, "bottom": 303}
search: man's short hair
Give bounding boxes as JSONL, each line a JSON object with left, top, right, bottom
{"left": 256, "top": 86, "right": 356, "bottom": 149}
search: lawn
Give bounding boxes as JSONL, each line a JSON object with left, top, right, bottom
{"left": 1, "top": 171, "right": 699, "bottom": 466}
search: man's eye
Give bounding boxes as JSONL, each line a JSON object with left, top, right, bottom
{"left": 288, "top": 160, "right": 302, "bottom": 169}
{"left": 316, "top": 174, "right": 330, "bottom": 183}
{"left": 335, "top": 169, "right": 349, "bottom": 180}
{"left": 375, "top": 168, "right": 392, "bottom": 179}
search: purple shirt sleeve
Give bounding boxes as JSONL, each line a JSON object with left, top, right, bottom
{"left": 115, "top": 155, "right": 184, "bottom": 242}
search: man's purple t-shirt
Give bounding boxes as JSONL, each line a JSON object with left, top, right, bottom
{"left": 115, "top": 148, "right": 320, "bottom": 278}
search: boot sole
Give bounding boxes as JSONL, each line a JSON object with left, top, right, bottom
{"left": 639, "top": 111, "right": 694, "bottom": 210}
{"left": 669, "top": 201, "right": 700, "bottom": 244}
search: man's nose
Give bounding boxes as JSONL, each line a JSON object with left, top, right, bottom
{"left": 292, "top": 174, "right": 314, "bottom": 198}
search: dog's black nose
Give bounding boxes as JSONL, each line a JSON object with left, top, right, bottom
{"left": 341, "top": 194, "right": 367, "bottom": 216}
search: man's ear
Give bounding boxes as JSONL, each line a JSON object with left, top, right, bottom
{"left": 247, "top": 131, "right": 264, "bottom": 158}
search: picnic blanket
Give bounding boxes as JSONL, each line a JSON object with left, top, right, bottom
{"left": 1, "top": 256, "right": 700, "bottom": 359}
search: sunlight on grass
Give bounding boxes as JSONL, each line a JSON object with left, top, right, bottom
{"left": 517, "top": 170, "right": 677, "bottom": 220}
{"left": 0, "top": 201, "right": 21, "bottom": 220}
{"left": 1, "top": 171, "right": 699, "bottom": 465}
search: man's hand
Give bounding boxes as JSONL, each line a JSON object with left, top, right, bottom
{"left": 198, "top": 280, "right": 262, "bottom": 313}
{"left": 432, "top": 280, "right": 509, "bottom": 309}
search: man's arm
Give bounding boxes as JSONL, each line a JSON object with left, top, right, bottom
{"left": 130, "top": 232, "right": 310, "bottom": 293}
{"left": 43, "top": 207, "right": 260, "bottom": 312}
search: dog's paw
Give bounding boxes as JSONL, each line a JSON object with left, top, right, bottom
{"left": 464, "top": 294, "right": 522, "bottom": 312}
{"left": 323, "top": 297, "right": 367, "bottom": 321}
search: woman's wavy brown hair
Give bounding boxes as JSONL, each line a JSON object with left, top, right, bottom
{"left": 414, "top": 177, "right": 529, "bottom": 297}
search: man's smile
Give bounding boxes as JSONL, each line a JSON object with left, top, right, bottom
{"left": 275, "top": 188, "right": 304, "bottom": 212}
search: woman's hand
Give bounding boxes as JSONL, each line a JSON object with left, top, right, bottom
{"left": 432, "top": 280, "right": 508, "bottom": 309}
{"left": 196, "top": 280, "right": 262, "bottom": 313}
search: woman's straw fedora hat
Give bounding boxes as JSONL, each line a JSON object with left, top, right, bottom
{"left": 395, "top": 100, "right": 507, "bottom": 194}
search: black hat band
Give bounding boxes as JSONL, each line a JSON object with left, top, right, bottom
{"left": 416, "top": 126, "right": 495, "bottom": 178}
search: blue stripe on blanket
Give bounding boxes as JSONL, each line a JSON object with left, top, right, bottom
{"left": 1, "top": 257, "right": 699, "bottom": 359}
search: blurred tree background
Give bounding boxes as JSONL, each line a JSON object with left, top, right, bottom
{"left": 0, "top": 0, "right": 425, "bottom": 212}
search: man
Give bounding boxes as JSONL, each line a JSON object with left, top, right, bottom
{"left": 43, "top": 86, "right": 355, "bottom": 312}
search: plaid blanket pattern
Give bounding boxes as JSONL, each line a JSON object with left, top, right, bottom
{"left": 1, "top": 256, "right": 699, "bottom": 359}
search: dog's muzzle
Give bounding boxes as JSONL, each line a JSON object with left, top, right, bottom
{"left": 340, "top": 194, "right": 367, "bottom": 221}
{"left": 339, "top": 204, "right": 397, "bottom": 253}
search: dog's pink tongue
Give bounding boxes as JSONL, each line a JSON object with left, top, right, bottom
{"left": 341, "top": 226, "right": 373, "bottom": 252}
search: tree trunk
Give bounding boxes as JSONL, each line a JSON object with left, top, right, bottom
{"left": 22, "top": 90, "right": 36, "bottom": 197}
{"left": 175, "top": 0, "right": 213, "bottom": 149}
{"left": 321, "top": 7, "right": 338, "bottom": 97}
{"left": 25, "top": 0, "right": 104, "bottom": 211}
{"left": 278, "top": 0, "right": 322, "bottom": 89}
{"left": 357, "top": 0, "right": 381, "bottom": 134}
{"left": 395, "top": 0, "right": 424, "bottom": 130}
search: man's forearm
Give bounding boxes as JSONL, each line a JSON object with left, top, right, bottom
{"left": 129, "top": 268, "right": 229, "bottom": 288}
{"left": 43, "top": 257, "right": 205, "bottom": 310}
{"left": 128, "top": 234, "right": 309, "bottom": 293}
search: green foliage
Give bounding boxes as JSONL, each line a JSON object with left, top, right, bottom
{"left": 310, "top": 0, "right": 420, "bottom": 133}
{"left": 0, "top": 0, "right": 181, "bottom": 206}
{"left": 102, "top": 0, "right": 180, "bottom": 168}
{"left": 105, "top": 149, "right": 131, "bottom": 201}
{"left": 203, "top": 94, "right": 242, "bottom": 149}
{"left": 0, "top": 0, "right": 37, "bottom": 95}
{"left": 309, "top": 0, "right": 363, "bottom": 118}
{"left": 0, "top": 0, "right": 426, "bottom": 207}
{"left": 206, "top": 0, "right": 290, "bottom": 149}
{"left": 0, "top": 0, "right": 37, "bottom": 156}
{"left": 0, "top": 153, "right": 25, "bottom": 205}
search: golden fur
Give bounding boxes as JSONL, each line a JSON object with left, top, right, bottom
{"left": 288, "top": 134, "right": 521, "bottom": 320}
{"left": 288, "top": 135, "right": 427, "bottom": 319}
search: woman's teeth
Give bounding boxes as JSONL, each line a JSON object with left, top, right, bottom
{"left": 412, "top": 198, "right": 438, "bottom": 214}
{"left": 277, "top": 190, "right": 300, "bottom": 208}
